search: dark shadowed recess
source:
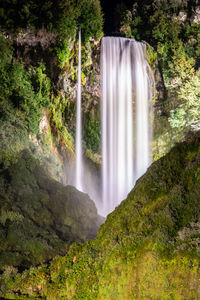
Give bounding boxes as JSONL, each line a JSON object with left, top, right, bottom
{"left": 100, "top": 0, "right": 198, "bottom": 35}
{"left": 100, "top": 0, "right": 134, "bottom": 35}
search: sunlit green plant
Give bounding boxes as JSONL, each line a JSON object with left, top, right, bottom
{"left": 0, "top": 210, "right": 24, "bottom": 226}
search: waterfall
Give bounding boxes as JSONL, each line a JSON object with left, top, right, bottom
{"left": 75, "top": 29, "right": 83, "bottom": 191}
{"left": 101, "top": 37, "right": 153, "bottom": 216}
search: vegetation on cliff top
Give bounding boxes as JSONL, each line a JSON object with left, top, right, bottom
{"left": 1, "top": 132, "right": 200, "bottom": 299}
{"left": 0, "top": 0, "right": 103, "bottom": 42}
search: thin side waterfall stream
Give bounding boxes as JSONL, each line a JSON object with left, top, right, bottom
{"left": 75, "top": 29, "right": 83, "bottom": 191}
{"left": 100, "top": 37, "right": 153, "bottom": 216}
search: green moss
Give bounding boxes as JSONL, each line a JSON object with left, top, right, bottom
{"left": 146, "top": 43, "right": 157, "bottom": 69}
{"left": 83, "top": 111, "right": 101, "bottom": 154}
{"left": 1, "top": 133, "right": 200, "bottom": 299}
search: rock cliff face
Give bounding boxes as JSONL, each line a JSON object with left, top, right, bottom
{"left": 0, "top": 150, "right": 102, "bottom": 272}
{"left": 1, "top": 132, "right": 200, "bottom": 299}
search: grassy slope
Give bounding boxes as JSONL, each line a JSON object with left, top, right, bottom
{"left": 1, "top": 132, "right": 200, "bottom": 299}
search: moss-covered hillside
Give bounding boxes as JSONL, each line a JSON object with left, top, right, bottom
{"left": 0, "top": 150, "right": 102, "bottom": 273}
{"left": 1, "top": 132, "right": 200, "bottom": 299}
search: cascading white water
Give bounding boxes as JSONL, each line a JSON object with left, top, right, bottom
{"left": 75, "top": 29, "right": 83, "bottom": 191}
{"left": 101, "top": 37, "right": 153, "bottom": 216}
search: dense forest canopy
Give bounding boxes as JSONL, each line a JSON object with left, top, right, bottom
{"left": 0, "top": 0, "right": 103, "bottom": 41}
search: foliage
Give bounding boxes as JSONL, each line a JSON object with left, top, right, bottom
{"left": 169, "top": 108, "right": 186, "bottom": 128}
{"left": 0, "top": 211, "right": 24, "bottom": 226}
{"left": 0, "top": 0, "right": 103, "bottom": 160}
{"left": 120, "top": 10, "right": 142, "bottom": 40}
{"left": 56, "top": 40, "right": 73, "bottom": 68}
{"left": 0, "top": 32, "right": 67, "bottom": 183}
{"left": 55, "top": 36, "right": 101, "bottom": 157}
{"left": 120, "top": 2, "right": 199, "bottom": 81}
{"left": 35, "top": 63, "right": 51, "bottom": 107}
{"left": 50, "top": 96, "right": 75, "bottom": 151}
{"left": 9, "top": 62, "right": 41, "bottom": 134}
{"left": 169, "top": 69, "right": 200, "bottom": 129}
{"left": 1, "top": 134, "right": 200, "bottom": 298}
{"left": 0, "top": 0, "right": 103, "bottom": 42}
{"left": 77, "top": 0, "right": 103, "bottom": 42}
{"left": 0, "top": 34, "right": 50, "bottom": 135}
{"left": 83, "top": 111, "right": 101, "bottom": 153}
{"left": 0, "top": 98, "right": 31, "bottom": 173}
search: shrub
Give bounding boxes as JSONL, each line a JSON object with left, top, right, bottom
{"left": 0, "top": 211, "right": 24, "bottom": 226}
{"left": 169, "top": 70, "right": 200, "bottom": 130}
{"left": 83, "top": 111, "right": 101, "bottom": 153}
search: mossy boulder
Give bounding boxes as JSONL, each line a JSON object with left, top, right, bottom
{"left": 1, "top": 132, "right": 200, "bottom": 299}
{"left": 0, "top": 150, "right": 102, "bottom": 272}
